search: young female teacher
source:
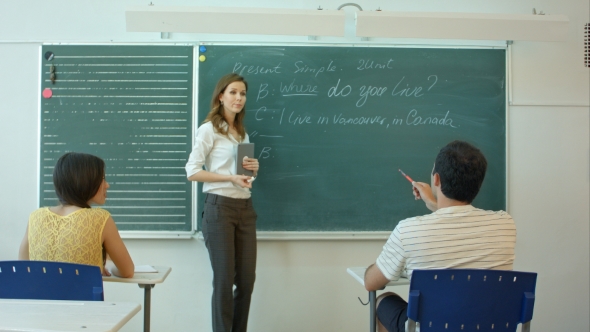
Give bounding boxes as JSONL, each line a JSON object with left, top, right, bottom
{"left": 185, "top": 73, "right": 259, "bottom": 332}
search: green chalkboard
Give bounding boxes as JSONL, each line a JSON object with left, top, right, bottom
{"left": 39, "top": 45, "right": 194, "bottom": 233}
{"left": 198, "top": 45, "right": 506, "bottom": 232}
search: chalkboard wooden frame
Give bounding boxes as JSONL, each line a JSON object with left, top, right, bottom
{"left": 195, "top": 43, "right": 508, "bottom": 239}
{"left": 38, "top": 44, "right": 196, "bottom": 238}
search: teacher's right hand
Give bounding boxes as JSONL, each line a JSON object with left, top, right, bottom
{"left": 231, "top": 175, "right": 253, "bottom": 189}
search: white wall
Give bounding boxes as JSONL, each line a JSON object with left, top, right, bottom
{"left": 1, "top": 1, "right": 588, "bottom": 331}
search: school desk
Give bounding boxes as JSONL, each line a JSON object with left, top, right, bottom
{"left": 0, "top": 299, "right": 140, "bottom": 332}
{"left": 347, "top": 267, "right": 410, "bottom": 332}
{"left": 103, "top": 265, "right": 171, "bottom": 332}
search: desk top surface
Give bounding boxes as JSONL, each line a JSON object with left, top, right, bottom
{"left": 0, "top": 299, "right": 140, "bottom": 332}
{"left": 103, "top": 265, "right": 171, "bottom": 285}
{"left": 347, "top": 267, "right": 410, "bottom": 287}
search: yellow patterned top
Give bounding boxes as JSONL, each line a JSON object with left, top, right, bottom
{"left": 28, "top": 207, "right": 109, "bottom": 272}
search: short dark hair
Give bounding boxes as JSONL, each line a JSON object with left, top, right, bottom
{"left": 433, "top": 140, "right": 487, "bottom": 203}
{"left": 53, "top": 152, "right": 105, "bottom": 208}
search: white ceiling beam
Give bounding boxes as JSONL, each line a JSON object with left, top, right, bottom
{"left": 355, "top": 11, "right": 569, "bottom": 42}
{"left": 126, "top": 6, "right": 346, "bottom": 37}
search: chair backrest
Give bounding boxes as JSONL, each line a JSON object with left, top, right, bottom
{"left": 0, "top": 260, "right": 103, "bottom": 301}
{"left": 407, "top": 269, "right": 537, "bottom": 332}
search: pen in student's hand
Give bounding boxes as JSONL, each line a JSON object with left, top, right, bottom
{"left": 398, "top": 169, "right": 414, "bottom": 183}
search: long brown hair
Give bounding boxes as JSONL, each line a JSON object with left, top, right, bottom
{"left": 203, "top": 73, "right": 248, "bottom": 141}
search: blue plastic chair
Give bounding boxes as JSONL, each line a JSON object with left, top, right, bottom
{"left": 0, "top": 260, "right": 104, "bottom": 301}
{"left": 407, "top": 269, "right": 537, "bottom": 332}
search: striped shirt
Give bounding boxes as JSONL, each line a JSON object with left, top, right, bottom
{"left": 376, "top": 205, "right": 516, "bottom": 281}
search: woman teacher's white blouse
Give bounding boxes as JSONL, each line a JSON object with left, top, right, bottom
{"left": 185, "top": 122, "right": 251, "bottom": 199}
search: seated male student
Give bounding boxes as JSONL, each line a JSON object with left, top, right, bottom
{"left": 364, "top": 140, "right": 516, "bottom": 332}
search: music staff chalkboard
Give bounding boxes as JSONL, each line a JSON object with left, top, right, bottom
{"left": 198, "top": 45, "right": 506, "bottom": 232}
{"left": 39, "top": 45, "right": 194, "bottom": 233}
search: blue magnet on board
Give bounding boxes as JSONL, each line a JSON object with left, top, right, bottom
{"left": 199, "top": 46, "right": 207, "bottom": 53}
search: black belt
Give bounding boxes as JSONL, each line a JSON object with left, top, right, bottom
{"left": 205, "top": 193, "right": 252, "bottom": 207}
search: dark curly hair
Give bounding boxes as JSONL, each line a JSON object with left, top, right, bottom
{"left": 433, "top": 141, "right": 487, "bottom": 203}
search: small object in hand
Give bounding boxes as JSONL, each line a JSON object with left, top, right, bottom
{"left": 398, "top": 169, "right": 414, "bottom": 183}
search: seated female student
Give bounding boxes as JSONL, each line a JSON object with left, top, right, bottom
{"left": 18, "top": 152, "right": 134, "bottom": 278}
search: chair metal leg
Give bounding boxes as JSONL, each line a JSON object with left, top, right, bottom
{"left": 522, "top": 321, "right": 531, "bottom": 332}
{"left": 407, "top": 319, "right": 417, "bottom": 332}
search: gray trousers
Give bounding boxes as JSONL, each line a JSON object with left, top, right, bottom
{"left": 202, "top": 193, "right": 257, "bottom": 332}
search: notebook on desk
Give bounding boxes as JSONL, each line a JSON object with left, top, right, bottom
{"left": 135, "top": 265, "right": 158, "bottom": 273}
